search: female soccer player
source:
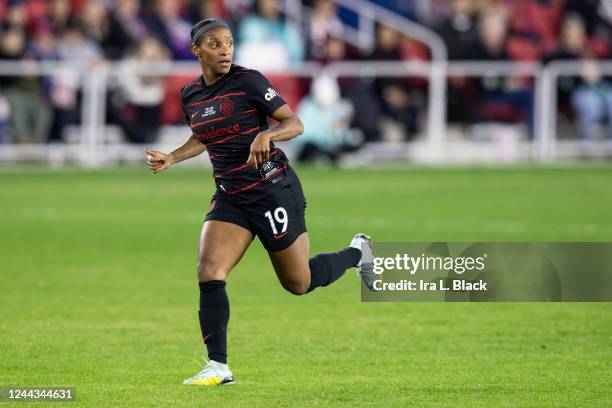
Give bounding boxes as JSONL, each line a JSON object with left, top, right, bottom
{"left": 145, "top": 18, "right": 374, "bottom": 386}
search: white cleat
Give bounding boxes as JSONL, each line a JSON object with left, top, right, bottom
{"left": 350, "top": 233, "right": 375, "bottom": 290}
{"left": 183, "top": 360, "right": 235, "bottom": 386}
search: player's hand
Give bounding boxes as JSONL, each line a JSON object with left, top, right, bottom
{"left": 246, "top": 132, "right": 271, "bottom": 169}
{"left": 145, "top": 148, "right": 173, "bottom": 174}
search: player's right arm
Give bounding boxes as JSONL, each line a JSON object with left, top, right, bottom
{"left": 145, "top": 135, "right": 207, "bottom": 174}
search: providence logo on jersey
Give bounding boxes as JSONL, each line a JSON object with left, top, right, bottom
{"left": 199, "top": 124, "right": 241, "bottom": 142}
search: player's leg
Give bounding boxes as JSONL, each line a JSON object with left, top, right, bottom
{"left": 268, "top": 232, "right": 311, "bottom": 294}
{"left": 268, "top": 232, "right": 364, "bottom": 294}
{"left": 184, "top": 196, "right": 254, "bottom": 386}
{"left": 250, "top": 169, "right": 373, "bottom": 294}
{"left": 196, "top": 220, "right": 252, "bottom": 364}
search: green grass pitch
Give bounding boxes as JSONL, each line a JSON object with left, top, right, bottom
{"left": 1, "top": 165, "right": 612, "bottom": 407}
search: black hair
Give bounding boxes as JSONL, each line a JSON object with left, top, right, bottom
{"left": 190, "top": 18, "right": 230, "bottom": 46}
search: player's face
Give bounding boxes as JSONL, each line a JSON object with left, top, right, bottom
{"left": 193, "top": 27, "right": 234, "bottom": 75}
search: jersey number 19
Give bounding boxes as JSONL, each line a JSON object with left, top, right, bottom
{"left": 265, "top": 207, "right": 288, "bottom": 234}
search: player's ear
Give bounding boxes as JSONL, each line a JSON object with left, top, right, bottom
{"left": 191, "top": 43, "right": 202, "bottom": 59}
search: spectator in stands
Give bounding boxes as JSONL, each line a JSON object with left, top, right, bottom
{"left": 236, "top": 0, "right": 304, "bottom": 68}
{"left": 435, "top": 0, "right": 478, "bottom": 124}
{"left": 55, "top": 20, "right": 103, "bottom": 70}
{"left": 27, "top": 25, "right": 58, "bottom": 61}
{"left": 48, "top": 21, "right": 103, "bottom": 141}
{"left": 503, "top": 0, "right": 565, "bottom": 59}
{"left": 307, "top": 0, "right": 343, "bottom": 61}
{"left": 295, "top": 74, "right": 354, "bottom": 164}
{"left": 310, "top": 32, "right": 360, "bottom": 66}
{"left": 543, "top": 13, "right": 591, "bottom": 107}
{"left": 468, "top": 8, "right": 534, "bottom": 136}
{"left": 565, "top": 0, "right": 612, "bottom": 55}
{"left": 111, "top": 37, "right": 170, "bottom": 143}
{"left": 571, "top": 61, "right": 612, "bottom": 140}
{"left": 546, "top": 14, "right": 612, "bottom": 140}
{"left": 309, "top": 34, "right": 378, "bottom": 143}
{"left": 78, "top": 0, "right": 109, "bottom": 48}
{"left": 187, "top": 0, "right": 230, "bottom": 26}
{"left": 105, "top": 0, "right": 148, "bottom": 59}
{"left": 369, "top": 24, "right": 420, "bottom": 140}
{"left": 436, "top": 0, "right": 478, "bottom": 60}
{"left": 0, "top": 27, "right": 52, "bottom": 143}
{"left": 148, "top": 0, "right": 193, "bottom": 60}
{"left": 3, "top": 0, "right": 28, "bottom": 31}
{"left": 49, "top": 0, "right": 72, "bottom": 35}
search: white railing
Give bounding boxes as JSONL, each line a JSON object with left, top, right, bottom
{"left": 538, "top": 60, "right": 612, "bottom": 161}
{"left": 1, "top": 59, "right": 611, "bottom": 165}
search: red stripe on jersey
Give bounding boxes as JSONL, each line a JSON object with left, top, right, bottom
{"left": 206, "top": 133, "right": 240, "bottom": 146}
{"left": 184, "top": 92, "right": 247, "bottom": 108}
{"left": 214, "top": 163, "right": 251, "bottom": 179}
{"left": 225, "top": 164, "right": 288, "bottom": 195}
{"left": 191, "top": 109, "right": 257, "bottom": 128}
{"left": 243, "top": 126, "right": 259, "bottom": 134}
{"left": 208, "top": 149, "right": 239, "bottom": 159}
{"left": 213, "top": 149, "right": 278, "bottom": 179}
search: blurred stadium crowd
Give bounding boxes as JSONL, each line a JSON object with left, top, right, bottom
{"left": 0, "top": 0, "right": 611, "bottom": 160}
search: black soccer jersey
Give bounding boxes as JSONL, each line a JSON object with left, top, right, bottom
{"left": 180, "top": 64, "right": 290, "bottom": 203}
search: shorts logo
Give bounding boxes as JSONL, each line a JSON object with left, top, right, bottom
{"left": 220, "top": 98, "right": 235, "bottom": 115}
{"left": 264, "top": 87, "right": 278, "bottom": 102}
{"left": 259, "top": 160, "right": 282, "bottom": 180}
{"left": 261, "top": 161, "right": 274, "bottom": 173}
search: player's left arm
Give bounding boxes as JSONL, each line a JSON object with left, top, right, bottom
{"left": 247, "top": 104, "right": 304, "bottom": 169}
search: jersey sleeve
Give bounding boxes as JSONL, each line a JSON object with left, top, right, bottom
{"left": 241, "top": 70, "right": 287, "bottom": 116}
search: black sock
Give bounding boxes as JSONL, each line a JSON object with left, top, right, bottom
{"left": 198, "top": 280, "right": 229, "bottom": 364}
{"left": 307, "top": 247, "right": 361, "bottom": 293}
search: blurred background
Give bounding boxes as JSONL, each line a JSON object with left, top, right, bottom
{"left": 2, "top": 3, "right": 612, "bottom": 404}
{"left": 0, "top": 0, "right": 611, "bottom": 166}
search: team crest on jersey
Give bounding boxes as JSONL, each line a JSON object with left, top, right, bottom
{"left": 220, "top": 98, "right": 235, "bottom": 115}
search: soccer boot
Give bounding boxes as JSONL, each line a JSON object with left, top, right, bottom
{"left": 183, "top": 360, "right": 235, "bottom": 385}
{"left": 350, "top": 233, "right": 375, "bottom": 290}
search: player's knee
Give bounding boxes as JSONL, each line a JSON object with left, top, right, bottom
{"left": 282, "top": 280, "right": 310, "bottom": 296}
{"left": 197, "top": 259, "right": 229, "bottom": 282}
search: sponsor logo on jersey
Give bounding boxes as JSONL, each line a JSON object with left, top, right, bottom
{"left": 202, "top": 106, "right": 216, "bottom": 117}
{"left": 200, "top": 123, "right": 241, "bottom": 141}
{"left": 264, "top": 87, "right": 278, "bottom": 102}
{"left": 220, "top": 98, "right": 235, "bottom": 115}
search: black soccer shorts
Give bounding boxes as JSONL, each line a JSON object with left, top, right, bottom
{"left": 204, "top": 173, "right": 307, "bottom": 252}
